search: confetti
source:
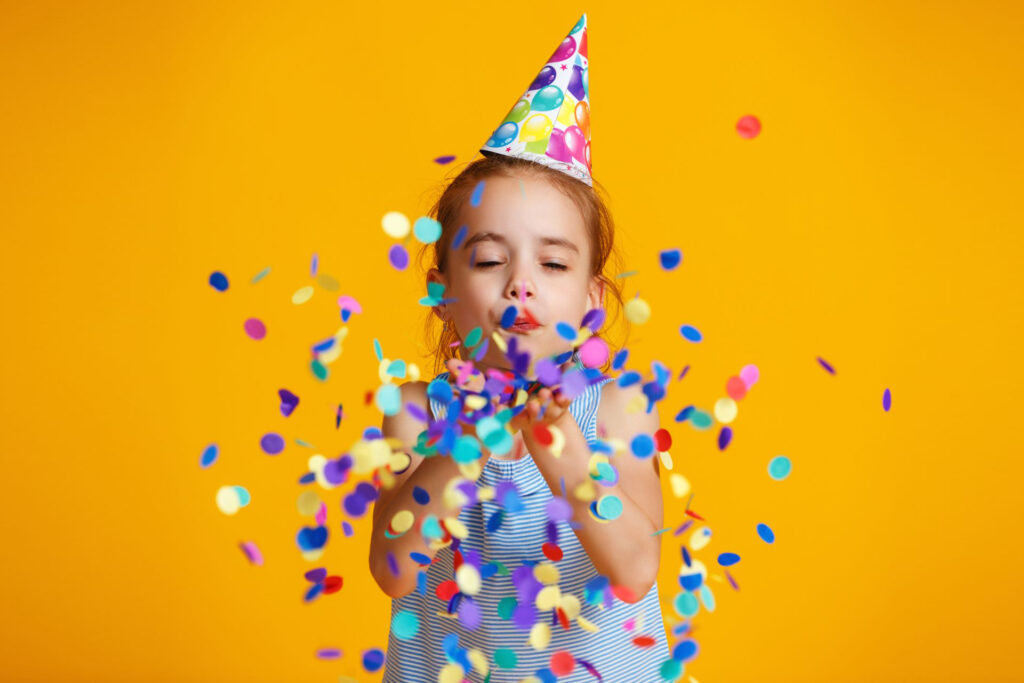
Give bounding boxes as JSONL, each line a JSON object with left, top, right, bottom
{"left": 199, "top": 443, "right": 219, "bottom": 468}
{"left": 736, "top": 114, "right": 761, "bottom": 139}
{"left": 768, "top": 455, "right": 791, "bottom": 481}
{"left": 239, "top": 541, "right": 263, "bottom": 565}
{"left": 817, "top": 356, "right": 836, "bottom": 374}
{"left": 250, "top": 266, "right": 270, "bottom": 283}
{"left": 315, "top": 648, "right": 342, "bottom": 660}
{"left": 717, "top": 552, "right": 740, "bottom": 567}
{"left": 624, "top": 296, "right": 651, "bottom": 324}
{"left": 362, "top": 648, "right": 385, "bottom": 673}
{"left": 757, "top": 523, "right": 775, "bottom": 543}
{"left": 413, "top": 216, "right": 443, "bottom": 244}
{"left": 388, "top": 244, "right": 409, "bottom": 270}
{"left": 243, "top": 318, "right": 266, "bottom": 340}
{"left": 392, "top": 610, "right": 420, "bottom": 639}
{"left": 659, "top": 249, "right": 682, "bottom": 271}
{"left": 381, "top": 211, "right": 410, "bottom": 239}
{"left": 278, "top": 389, "right": 299, "bottom": 417}
{"left": 208, "top": 271, "right": 229, "bottom": 291}
{"left": 883, "top": 388, "right": 892, "bottom": 411}
{"left": 679, "top": 325, "right": 702, "bottom": 342}
{"left": 260, "top": 433, "right": 285, "bottom": 455}
{"left": 291, "top": 285, "right": 314, "bottom": 305}
{"left": 452, "top": 224, "right": 468, "bottom": 249}
{"left": 578, "top": 336, "right": 609, "bottom": 368}
{"left": 470, "top": 180, "right": 486, "bottom": 207}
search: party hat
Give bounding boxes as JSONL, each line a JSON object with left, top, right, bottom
{"left": 480, "top": 14, "right": 592, "bottom": 187}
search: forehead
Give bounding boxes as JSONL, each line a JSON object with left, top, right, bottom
{"left": 456, "top": 174, "right": 587, "bottom": 248}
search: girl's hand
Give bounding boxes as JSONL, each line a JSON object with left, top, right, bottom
{"left": 506, "top": 386, "right": 573, "bottom": 436}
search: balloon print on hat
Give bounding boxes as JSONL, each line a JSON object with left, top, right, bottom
{"left": 530, "top": 65, "right": 557, "bottom": 91}
{"left": 568, "top": 65, "right": 587, "bottom": 101}
{"left": 531, "top": 85, "right": 564, "bottom": 112}
{"left": 548, "top": 36, "right": 577, "bottom": 62}
{"left": 487, "top": 122, "right": 518, "bottom": 148}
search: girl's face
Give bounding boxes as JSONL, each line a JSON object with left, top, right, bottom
{"left": 428, "top": 172, "right": 604, "bottom": 374}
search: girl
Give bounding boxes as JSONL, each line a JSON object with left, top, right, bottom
{"left": 369, "top": 155, "right": 671, "bottom": 682}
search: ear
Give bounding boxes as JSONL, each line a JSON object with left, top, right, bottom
{"left": 587, "top": 276, "right": 605, "bottom": 313}
{"left": 427, "top": 267, "right": 450, "bottom": 324}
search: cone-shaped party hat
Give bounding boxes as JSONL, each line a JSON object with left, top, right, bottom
{"left": 480, "top": 14, "right": 592, "bottom": 187}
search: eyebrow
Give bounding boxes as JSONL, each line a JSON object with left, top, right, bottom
{"left": 461, "top": 231, "right": 580, "bottom": 254}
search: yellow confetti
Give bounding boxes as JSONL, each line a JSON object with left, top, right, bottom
{"left": 548, "top": 424, "right": 565, "bottom": 458}
{"left": 714, "top": 397, "right": 738, "bottom": 423}
{"left": 444, "top": 516, "right": 469, "bottom": 539}
{"left": 215, "top": 486, "right": 241, "bottom": 515}
{"left": 456, "top": 563, "right": 481, "bottom": 595}
{"left": 576, "top": 615, "right": 600, "bottom": 632}
{"left": 536, "top": 585, "right": 561, "bottom": 610}
{"left": 529, "top": 622, "right": 551, "bottom": 650}
{"left": 669, "top": 473, "right": 690, "bottom": 498}
{"left": 382, "top": 211, "right": 411, "bottom": 239}
{"left": 464, "top": 394, "right": 487, "bottom": 411}
{"left": 490, "top": 330, "right": 508, "bottom": 353}
{"left": 626, "top": 393, "right": 646, "bottom": 415}
{"left": 573, "top": 479, "right": 596, "bottom": 501}
{"left": 689, "top": 526, "right": 712, "bottom": 551}
{"left": 291, "top": 285, "right": 314, "bottom": 305}
{"left": 439, "top": 663, "right": 464, "bottom": 683}
{"left": 467, "top": 649, "right": 489, "bottom": 676}
{"left": 659, "top": 450, "right": 674, "bottom": 470}
{"left": 624, "top": 296, "right": 651, "bottom": 324}
{"left": 558, "top": 594, "right": 581, "bottom": 619}
{"left": 300, "top": 549, "right": 324, "bottom": 562}
{"left": 297, "top": 491, "right": 321, "bottom": 516}
{"left": 391, "top": 510, "right": 414, "bottom": 535}
{"left": 534, "top": 562, "right": 560, "bottom": 585}
{"left": 316, "top": 273, "right": 339, "bottom": 291}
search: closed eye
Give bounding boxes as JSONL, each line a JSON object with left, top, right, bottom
{"left": 475, "top": 262, "right": 568, "bottom": 271}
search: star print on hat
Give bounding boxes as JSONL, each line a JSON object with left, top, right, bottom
{"left": 480, "top": 13, "right": 592, "bottom": 186}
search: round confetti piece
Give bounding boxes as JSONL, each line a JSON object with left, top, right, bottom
{"left": 757, "top": 523, "right": 775, "bottom": 543}
{"left": 200, "top": 443, "right": 219, "bottom": 468}
{"left": 578, "top": 336, "right": 609, "bottom": 368}
{"left": 390, "top": 510, "right": 414, "bottom": 535}
{"left": 529, "top": 622, "right": 551, "bottom": 650}
{"left": 291, "top": 285, "right": 314, "bottom": 305}
{"left": 883, "top": 388, "right": 892, "bottom": 411}
{"left": 495, "top": 648, "right": 517, "bottom": 668}
{"left": 243, "top": 317, "right": 266, "bottom": 340}
{"left": 740, "top": 364, "right": 760, "bottom": 386}
{"left": 388, "top": 244, "right": 409, "bottom": 270}
{"left": 669, "top": 473, "right": 690, "bottom": 499}
{"left": 714, "top": 397, "right": 738, "bottom": 423}
{"left": 672, "top": 639, "right": 698, "bottom": 662}
{"left": 679, "top": 324, "right": 702, "bottom": 342}
{"left": 260, "top": 432, "right": 285, "bottom": 455}
{"left": 689, "top": 528, "right": 712, "bottom": 552}
{"left": 673, "top": 590, "right": 700, "bottom": 618}
{"left": 660, "top": 658, "right": 683, "bottom": 680}
{"left": 305, "top": 567, "right": 327, "bottom": 583}
{"left": 596, "top": 495, "right": 623, "bottom": 520}
{"left": 208, "top": 271, "right": 229, "bottom": 291}
{"left": 375, "top": 383, "right": 401, "bottom": 416}
{"left": 381, "top": 211, "right": 410, "bottom": 239}
{"left": 392, "top": 610, "right": 420, "bottom": 640}
{"left": 736, "top": 114, "right": 761, "bottom": 139}
{"left": 631, "top": 434, "right": 655, "bottom": 458}
{"left": 659, "top": 249, "right": 682, "bottom": 271}
{"left": 413, "top": 216, "right": 442, "bottom": 244}
{"left": 316, "top": 648, "right": 342, "bottom": 660}
{"left": 654, "top": 428, "right": 672, "bottom": 451}
{"left": 550, "top": 651, "right": 575, "bottom": 676}
{"left": 555, "top": 321, "right": 577, "bottom": 341}
{"left": 542, "top": 542, "right": 563, "bottom": 562}
{"left": 232, "top": 486, "right": 251, "bottom": 506}
{"left": 726, "top": 375, "right": 748, "bottom": 400}
{"left": 362, "top": 648, "right": 385, "bottom": 673}
{"left": 717, "top": 425, "right": 733, "bottom": 451}
{"left": 412, "top": 486, "right": 430, "bottom": 505}
{"left": 768, "top": 455, "right": 792, "bottom": 481}
{"left": 624, "top": 297, "right": 651, "bottom": 324}
{"left": 323, "top": 575, "right": 343, "bottom": 593}
{"left": 717, "top": 552, "right": 740, "bottom": 567}
{"left": 215, "top": 486, "right": 241, "bottom": 515}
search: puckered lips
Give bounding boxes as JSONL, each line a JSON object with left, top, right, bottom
{"left": 503, "top": 308, "right": 541, "bottom": 334}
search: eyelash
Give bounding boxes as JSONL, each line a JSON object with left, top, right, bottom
{"left": 476, "top": 261, "right": 568, "bottom": 271}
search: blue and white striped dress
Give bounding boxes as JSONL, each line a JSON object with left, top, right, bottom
{"left": 382, "top": 371, "right": 669, "bottom": 682}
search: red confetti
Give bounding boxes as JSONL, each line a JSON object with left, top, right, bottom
{"left": 323, "top": 575, "right": 343, "bottom": 594}
{"left": 533, "top": 423, "right": 554, "bottom": 446}
{"left": 610, "top": 584, "right": 637, "bottom": 603}
{"left": 436, "top": 580, "right": 458, "bottom": 601}
{"left": 654, "top": 428, "right": 672, "bottom": 451}
{"left": 550, "top": 651, "right": 575, "bottom": 675}
{"left": 684, "top": 509, "right": 706, "bottom": 521}
{"left": 632, "top": 635, "right": 657, "bottom": 648}
{"left": 736, "top": 114, "right": 761, "bottom": 139}
{"left": 542, "top": 542, "right": 563, "bottom": 562}
{"left": 556, "top": 607, "right": 570, "bottom": 630}
{"left": 364, "top": 390, "right": 373, "bottom": 405}
{"left": 452, "top": 549, "right": 463, "bottom": 571}
{"left": 726, "top": 375, "right": 748, "bottom": 400}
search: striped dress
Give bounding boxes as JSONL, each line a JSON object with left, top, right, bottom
{"left": 382, "top": 370, "right": 670, "bottom": 682}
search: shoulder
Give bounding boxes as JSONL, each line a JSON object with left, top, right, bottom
{"left": 596, "top": 379, "right": 660, "bottom": 433}
{"left": 382, "top": 380, "right": 431, "bottom": 435}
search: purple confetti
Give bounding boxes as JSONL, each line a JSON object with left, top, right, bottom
{"left": 278, "top": 389, "right": 299, "bottom": 417}
{"left": 305, "top": 568, "right": 327, "bottom": 583}
{"left": 260, "top": 432, "right": 285, "bottom": 455}
{"left": 315, "top": 648, "right": 341, "bottom": 660}
{"left": 717, "top": 425, "right": 733, "bottom": 451}
{"left": 883, "top": 388, "right": 892, "bottom": 411}
{"left": 433, "top": 155, "right": 456, "bottom": 165}
{"left": 817, "top": 356, "right": 836, "bottom": 374}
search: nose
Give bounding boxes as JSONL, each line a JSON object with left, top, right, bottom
{"left": 505, "top": 276, "right": 535, "bottom": 302}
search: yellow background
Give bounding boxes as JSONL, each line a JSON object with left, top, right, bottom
{"left": 2, "top": 1, "right": 1022, "bottom": 681}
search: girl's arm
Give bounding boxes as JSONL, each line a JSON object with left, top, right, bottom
{"left": 522, "top": 382, "right": 664, "bottom": 603}
{"left": 368, "top": 381, "right": 465, "bottom": 599}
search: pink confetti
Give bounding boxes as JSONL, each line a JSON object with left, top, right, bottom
{"left": 239, "top": 541, "right": 264, "bottom": 566}
{"left": 736, "top": 114, "right": 761, "bottom": 139}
